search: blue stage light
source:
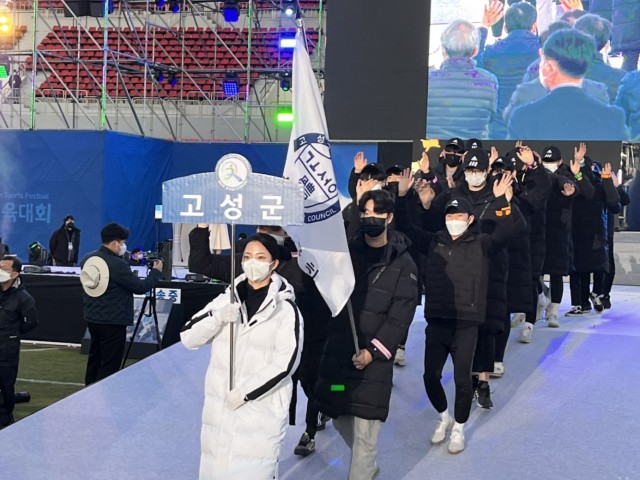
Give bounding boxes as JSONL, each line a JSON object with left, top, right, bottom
{"left": 279, "top": 37, "right": 295, "bottom": 48}
{"left": 222, "top": 73, "right": 239, "bottom": 97}
{"left": 223, "top": 0, "right": 240, "bottom": 23}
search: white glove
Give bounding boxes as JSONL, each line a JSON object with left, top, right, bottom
{"left": 217, "top": 302, "right": 241, "bottom": 324}
{"left": 224, "top": 388, "right": 247, "bottom": 411}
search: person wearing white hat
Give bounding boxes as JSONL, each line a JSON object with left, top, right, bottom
{"left": 81, "top": 223, "right": 163, "bottom": 386}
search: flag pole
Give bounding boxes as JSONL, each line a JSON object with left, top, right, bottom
{"left": 346, "top": 300, "right": 360, "bottom": 356}
{"left": 229, "top": 223, "right": 236, "bottom": 390}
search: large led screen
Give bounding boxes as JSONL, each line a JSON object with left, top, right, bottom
{"left": 425, "top": 1, "right": 639, "bottom": 141}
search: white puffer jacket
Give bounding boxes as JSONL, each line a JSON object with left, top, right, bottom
{"left": 181, "top": 273, "right": 303, "bottom": 480}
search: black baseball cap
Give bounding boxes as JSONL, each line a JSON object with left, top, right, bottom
{"left": 385, "top": 165, "right": 404, "bottom": 176}
{"left": 445, "top": 137, "right": 465, "bottom": 152}
{"left": 542, "top": 146, "right": 562, "bottom": 162}
{"left": 491, "top": 156, "right": 515, "bottom": 172}
{"left": 466, "top": 138, "right": 483, "bottom": 151}
{"left": 445, "top": 197, "right": 474, "bottom": 215}
{"left": 463, "top": 149, "right": 490, "bottom": 171}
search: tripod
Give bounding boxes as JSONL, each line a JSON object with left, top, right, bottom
{"left": 121, "top": 288, "right": 161, "bottom": 369}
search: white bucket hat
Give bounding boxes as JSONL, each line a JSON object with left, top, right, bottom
{"left": 80, "top": 256, "right": 109, "bottom": 297}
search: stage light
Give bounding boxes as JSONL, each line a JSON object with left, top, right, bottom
{"left": 222, "top": 73, "right": 239, "bottom": 97}
{"left": 155, "top": 0, "right": 165, "bottom": 7}
{"left": 0, "top": 64, "right": 8, "bottom": 79}
{"left": 223, "top": 0, "right": 240, "bottom": 23}
{"left": 0, "top": 14, "right": 12, "bottom": 35}
{"left": 169, "top": 0, "right": 179, "bottom": 13}
{"left": 279, "top": 36, "right": 295, "bottom": 49}
{"left": 169, "top": 72, "right": 177, "bottom": 87}
{"left": 280, "top": 71, "right": 291, "bottom": 91}
{"left": 155, "top": 70, "right": 165, "bottom": 82}
{"left": 282, "top": 0, "right": 297, "bottom": 17}
{"left": 28, "top": 241, "right": 47, "bottom": 267}
{"left": 276, "top": 109, "right": 293, "bottom": 123}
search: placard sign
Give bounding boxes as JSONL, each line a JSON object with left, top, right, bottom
{"left": 162, "top": 154, "right": 304, "bottom": 226}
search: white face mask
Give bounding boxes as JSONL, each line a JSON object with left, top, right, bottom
{"left": 371, "top": 183, "right": 383, "bottom": 191}
{"left": 242, "top": 259, "right": 274, "bottom": 283}
{"left": 119, "top": 242, "right": 127, "bottom": 256}
{"left": 269, "top": 234, "right": 285, "bottom": 246}
{"left": 446, "top": 219, "right": 469, "bottom": 237}
{"left": 544, "top": 162, "right": 559, "bottom": 173}
{"left": 0, "top": 269, "right": 12, "bottom": 283}
{"left": 465, "top": 171, "right": 487, "bottom": 188}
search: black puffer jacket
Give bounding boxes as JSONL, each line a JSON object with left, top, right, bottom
{"left": 571, "top": 164, "right": 620, "bottom": 273}
{"left": 543, "top": 165, "right": 580, "bottom": 276}
{"left": 0, "top": 279, "right": 38, "bottom": 366}
{"left": 397, "top": 193, "right": 522, "bottom": 326}
{"left": 314, "top": 230, "right": 418, "bottom": 422}
{"left": 81, "top": 246, "right": 162, "bottom": 326}
{"left": 612, "top": 0, "right": 640, "bottom": 52}
{"left": 429, "top": 180, "right": 518, "bottom": 332}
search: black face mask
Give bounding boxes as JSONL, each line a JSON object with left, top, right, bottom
{"left": 445, "top": 154, "right": 460, "bottom": 167}
{"left": 360, "top": 217, "right": 387, "bottom": 238}
{"left": 66, "top": 223, "right": 74, "bottom": 229}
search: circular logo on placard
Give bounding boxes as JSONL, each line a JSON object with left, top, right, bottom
{"left": 215, "top": 154, "right": 252, "bottom": 190}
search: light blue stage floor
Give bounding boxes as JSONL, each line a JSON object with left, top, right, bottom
{"left": 2, "top": 286, "right": 640, "bottom": 480}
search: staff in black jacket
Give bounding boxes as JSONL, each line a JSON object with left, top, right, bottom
{"left": 80, "top": 223, "right": 163, "bottom": 386}
{"left": 0, "top": 256, "right": 38, "bottom": 428}
{"left": 539, "top": 146, "right": 582, "bottom": 328}
{"left": 395, "top": 170, "right": 522, "bottom": 454}
{"left": 314, "top": 189, "right": 417, "bottom": 479}
{"left": 49, "top": 215, "right": 81, "bottom": 266}
{"left": 566, "top": 155, "right": 620, "bottom": 316}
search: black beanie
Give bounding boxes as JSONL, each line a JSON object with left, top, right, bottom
{"left": 101, "top": 223, "right": 130, "bottom": 243}
{"left": 244, "top": 233, "right": 280, "bottom": 261}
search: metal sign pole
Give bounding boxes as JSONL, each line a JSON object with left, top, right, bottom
{"left": 229, "top": 223, "right": 236, "bottom": 390}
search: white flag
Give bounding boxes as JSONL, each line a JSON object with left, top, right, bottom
{"left": 283, "top": 27, "right": 355, "bottom": 317}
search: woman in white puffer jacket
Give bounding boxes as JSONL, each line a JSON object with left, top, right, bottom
{"left": 181, "top": 233, "right": 303, "bottom": 480}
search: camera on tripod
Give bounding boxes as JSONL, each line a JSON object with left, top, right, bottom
{"left": 144, "top": 251, "right": 164, "bottom": 266}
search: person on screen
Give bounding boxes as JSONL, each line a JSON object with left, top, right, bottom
{"left": 426, "top": 20, "right": 498, "bottom": 140}
{"left": 575, "top": 14, "right": 626, "bottom": 102}
{"left": 181, "top": 233, "right": 303, "bottom": 480}
{"left": 504, "top": 21, "right": 611, "bottom": 124}
{"left": 80, "top": 223, "right": 163, "bottom": 386}
{"left": 610, "top": 0, "right": 640, "bottom": 71}
{"left": 508, "top": 29, "right": 628, "bottom": 140}
{"left": 49, "top": 215, "right": 81, "bottom": 266}
{"left": 476, "top": 1, "right": 541, "bottom": 138}
{"left": 615, "top": 69, "right": 640, "bottom": 140}
{"left": 0, "top": 256, "right": 38, "bottom": 429}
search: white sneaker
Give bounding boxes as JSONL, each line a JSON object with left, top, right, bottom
{"left": 546, "top": 303, "right": 560, "bottom": 328}
{"left": 490, "top": 362, "right": 504, "bottom": 378}
{"left": 448, "top": 422, "right": 465, "bottom": 454}
{"left": 394, "top": 347, "right": 406, "bottom": 366}
{"left": 536, "top": 292, "right": 551, "bottom": 321}
{"left": 511, "top": 312, "right": 526, "bottom": 328}
{"left": 431, "top": 411, "right": 453, "bottom": 444}
{"left": 519, "top": 322, "right": 533, "bottom": 343}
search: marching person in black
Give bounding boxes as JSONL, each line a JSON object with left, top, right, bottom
{"left": 431, "top": 138, "right": 466, "bottom": 195}
{"left": 427, "top": 148, "right": 515, "bottom": 408}
{"left": 314, "top": 189, "right": 418, "bottom": 478}
{"left": 0, "top": 256, "right": 38, "bottom": 428}
{"left": 49, "top": 215, "right": 81, "bottom": 266}
{"left": 81, "top": 223, "right": 163, "bottom": 386}
{"left": 592, "top": 171, "right": 631, "bottom": 309}
{"left": 395, "top": 168, "right": 523, "bottom": 454}
{"left": 539, "top": 145, "right": 585, "bottom": 327}
{"left": 566, "top": 149, "right": 620, "bottom": 316}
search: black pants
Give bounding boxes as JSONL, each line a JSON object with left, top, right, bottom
{"left": 622, "top": 50, "right": 640, "bottom": 72}
{"left": 570, "top": 273, "right": 591, "bottom": 307}
{"left": 0, "top": 364, "right": 18, "bottom": 427}
{"left": 85, "top": 323, "right": 126, "bottom": 386}
{"left": 472, "top": 329, "right": 495, "bottom": 373}
{"left": 549, "top": 275, "right": 564, "bottom": 304}
{"left": 593, "top": 239, "right": 615, "bottom": 296}
{"left": 494, "top": 313, "right": 511, "bottom": 363}
{"left": 297, "top": 344, "right": 324, "bottom": 438}
{"left": 423, "top": 323, "right": 478, "bottom": 424}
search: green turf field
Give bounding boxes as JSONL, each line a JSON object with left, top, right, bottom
{"left": 13, "top": 344, "right": 138, "bottom": 422}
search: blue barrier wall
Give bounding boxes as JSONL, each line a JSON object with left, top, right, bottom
{"left": 0, "top": 131, "right": 375, "bottom": 261}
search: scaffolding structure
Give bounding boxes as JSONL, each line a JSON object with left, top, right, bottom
{"left": 0, "top": 0, "right": 325, "bottom": 141}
